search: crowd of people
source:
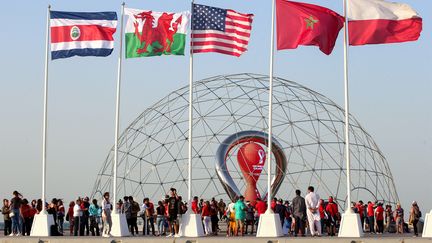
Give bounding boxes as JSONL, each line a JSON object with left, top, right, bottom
{"left": 1, "top": 188, "right": 423, "bottom": 237}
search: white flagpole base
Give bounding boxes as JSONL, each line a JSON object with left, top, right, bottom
{"left": 111, "top": 213, "right": 130, "bottom": 237}
{"left": 338, "top": 211, "right": 364, "bottom": 238}
{"left": 179, "top": 212, "right": 205, "bottom": 237}
{"left": 256, "top": 213, "right": 283, "bottom": 237}
{"left": 422, "top": 210, "right": 432, "bottom": 238}
{"left": 30, "top": 212, "right": 55, "bottom": 236}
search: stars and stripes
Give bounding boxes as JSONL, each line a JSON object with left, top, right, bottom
{"left": 191, "top": 4, "right": 254, "bottom": 57}
{"left": 50, "top": 11, "right": 117, "bottom": 60}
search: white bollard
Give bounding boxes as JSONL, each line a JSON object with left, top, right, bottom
{"left": 30, "top": 212, "right": 55, "bottom": 236}
{"left": 110, "top": 212, "right": 130, "bottom": 237}
{"left": 338, "top": 211, "right": 364, "bottom": 238}
{"left": 422, "top": 210, "right": 432, "bottom": 238}
{"left": 256, "top": 213, "right": 283, "bottom": 237}
{"left": 179, "top": 211, "right": 205, "bottom": 237}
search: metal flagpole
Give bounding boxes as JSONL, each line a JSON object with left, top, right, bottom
{"left": 187, "top": 0, "right": 194, "bottom": 203}
{"left": 342, "top": 0, "right": 352, "bottom": 212}
{"left": 338, "top": 0, "right": 363, "bottom": 237}
{"left": 41, "top": 5, "right": 51, "bottom": 214}
{"left": 113, "top": 2, "right": 125, "bottom": 210}
{"left": 265, "top": 0, "right": 276, "bottom": 214}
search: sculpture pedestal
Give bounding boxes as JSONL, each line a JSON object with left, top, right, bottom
{"left": 338, "top": 211, "right": 364, "bottom": 238}
{"left": 179, "top": 212, "right": 205, "bottom": 237}
{"left": 110, "top": 213, "right": 130, "bottom": 237}
{"left": 256, "top": 213, "right": 283, "bottom": 237}
{"left": 30, "top": 212, "right": 55, "bottom": 236}
{"left": 422, "top": 210, "right": 432, "bottom": 238}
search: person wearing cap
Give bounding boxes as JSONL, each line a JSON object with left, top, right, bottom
{"left": 409, "top": 201, "right": 421, "bottom": 237}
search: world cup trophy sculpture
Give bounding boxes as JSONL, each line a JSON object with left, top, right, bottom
{"left": 237, "top": 142, "right": 266, "bottom": 202}
{"left": 216, "top": 131, "right": 287, "bottom": 203}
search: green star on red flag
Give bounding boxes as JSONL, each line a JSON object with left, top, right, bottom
{"left": 276, "top": 0, "right": 345, "bottom": 55}
{"left": 305, "top": 16, "right": 318, "bottom": 29}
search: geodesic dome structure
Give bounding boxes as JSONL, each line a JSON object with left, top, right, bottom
{"left": 92, "top": 73, "right": 398, "bottom": 209}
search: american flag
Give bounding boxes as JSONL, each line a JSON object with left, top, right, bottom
{"left": 191, "top": 4, "right": 254, "bottom": 57}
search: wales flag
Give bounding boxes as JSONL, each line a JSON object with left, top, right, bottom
{"left": 125, "top": 8, "right": 189, "bottom": 58}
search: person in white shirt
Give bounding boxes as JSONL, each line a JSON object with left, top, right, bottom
{"left": 101, "top": 192, "right": 112, "bottom": 237}
{"left": 73, "top": 198, "right": 83, "bottom": 236}
{"left": 305, "top": 186, "right": 321, "bottom": 236}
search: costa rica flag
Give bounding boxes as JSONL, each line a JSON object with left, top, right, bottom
{"left": 50, "top": 11, "right": 118, "bottom": 60}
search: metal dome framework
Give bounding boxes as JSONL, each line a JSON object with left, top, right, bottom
{"left": 92, "top": 73, "right": 398, "bottom": 208}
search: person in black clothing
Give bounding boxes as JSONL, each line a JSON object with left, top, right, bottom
{"left": 167, "top": 188, "right": 179, "bottom": 236}
{"left": 274, "top": 199, "right": 286, "bottom": 227}
{"left": 82, "top": 197, "right": 90, "bottom": 236}
{"left": 292, "top": 189, "right": 307, "bottom": 237}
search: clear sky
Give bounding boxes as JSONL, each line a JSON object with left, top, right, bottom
{"left": 0, "top": 0, "right": 430, "bottom": 214}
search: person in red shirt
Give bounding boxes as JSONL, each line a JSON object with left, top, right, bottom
{"left": 191, "top": 196, "right": 199, "bottom": 214}
{"left": 20, "top": 199, "right": 37, "bottom": 236}
{"left": 356, "top": 201, "right": 365, "bottom": 230}
{"left": 325, "top": 196, "right": 338, "bottom": 236}
{"left": 318, "top": 199, "right": 326, "bottom": 234}
{"left": 201, "top": 201, "right": 212, "bottom": 235}
{"left": 67, "top": 201, "right": 75, "bottom": 236}
{"left": 270, "top": 198, "right": 277, "bottom": 212}
{"left": 367, "top": 201, "right": 375, "bottom": 233}
{"left": 375, "top": 203, "right": 384, "bottom": 234}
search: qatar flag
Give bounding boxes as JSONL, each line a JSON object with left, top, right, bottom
{"left": 348, "top": 0, "right": 422, "bottom": 46}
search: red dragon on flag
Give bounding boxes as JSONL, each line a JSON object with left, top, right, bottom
{"left": 125, "top": 8, "right": 189, "bottom": 58}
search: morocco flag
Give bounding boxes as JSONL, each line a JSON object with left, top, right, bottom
{"left": 124, "top": 8, "right": 189, "bottom": 58}
{"left": 276, "top": 0, "right": 345, "bottom": 55}
{"left": 348, "top": 0, "right": 422, "bottom": 45}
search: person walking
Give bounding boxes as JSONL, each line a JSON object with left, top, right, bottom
{"left": 292, "top": 189, "right": 307, "bottom": 237}
{"left": 2, "top": 199, "right": 12, "bottom": 236}
{"left": 102, "top": 192, "right": 113, "bottom": 237}
{"left": 201, "top": 201, "right": 212, "bottom": 235}
{"left": 234, "top": 196, "right": 246, "bottom": 236}
{"left": 409, "top": 201, "right": 421, "bottom": 237}
{"left": 89, "top": 199, "right": 100, "bottom": 236}
{"left": 305, "top": 186, "right": 321, "bottom": 236}
{"left": 226, "top": 198, "right": 237, "bottom": 237}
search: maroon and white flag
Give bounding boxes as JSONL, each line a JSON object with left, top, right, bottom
{"left": 348, "top": 0, "right": 422, "bottom": 46}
